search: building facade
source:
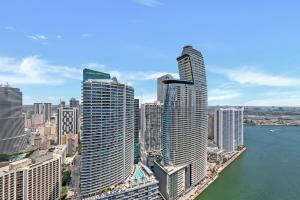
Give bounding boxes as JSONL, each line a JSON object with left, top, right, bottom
{"left": 80, "top": 69, "right": 135, "bottom": 197}
{"left": 0, "top": 85, "right": 27, "bottom": 153}
{"left": 140, "top": 101, "right": 163, "bottom": 155}
{"left": 157, "top": 74, "right": 173, "bottom": 103}
{"left": 69, "top": 97, "right": 80, "bottom": 108}
{"left": 214, "top": 107, "right": 244, "bottom": 153}
{"left": 57, "top": 107, "right": 79, "bottom": 145}
{"left": 134, "top": 99, "right": 140, "bottom": 164}
{"left": 0, "top": 151, "right": 61, "bottom": 200}
{"left": 155, "top": 46, "right": 208, "bottom": 199}
{"left": 33, "top": 103, "right": 52, "bottom": 123}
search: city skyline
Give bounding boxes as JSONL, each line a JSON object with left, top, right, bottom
{"left": 1, "top": 1, "right": 300, "bottom": 106}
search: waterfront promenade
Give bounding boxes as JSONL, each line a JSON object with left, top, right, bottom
{"left": 178, "top": 147, "right": 247, "bottom": 200}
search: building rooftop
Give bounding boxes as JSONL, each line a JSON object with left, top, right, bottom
{"left": 84, "top": 163, "right": 158, "bottom": 200}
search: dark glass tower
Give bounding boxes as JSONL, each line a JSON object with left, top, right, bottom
{"left": 0, "top": 85, "right": 27, "bottom": 153}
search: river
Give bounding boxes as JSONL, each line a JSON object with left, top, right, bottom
{"left": 197, "top": 126, "right": 300, "bottom": 200}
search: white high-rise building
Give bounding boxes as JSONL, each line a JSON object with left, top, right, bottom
{"left": 0, "top": 151, "right": 62, "bottom": 200}
{"left": 154, "top": 46, "right": 208, "bottom": 200}
{"left": 80, "top": 69, "right": 134, "bottom": 197}
{"left": 57, "top": 107, "right": 79, "bottom": 144}
{"left": 214, "top": 107, "right": 244, "bottom": 153}
{"left": 80, "top": 69, "right": 159, "bottom": 199}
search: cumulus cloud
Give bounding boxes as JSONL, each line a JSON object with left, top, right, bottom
{"left": 0, "top": 55, "right": 176, "bottom": 87}
{"left": 211, "top": 66, "right": 300, "bottom": 87}
{"left": 0, "top": 56, "right": 81, "bottom": 85}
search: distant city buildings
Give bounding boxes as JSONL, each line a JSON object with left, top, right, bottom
{"left": 0, "top": 150, "right": 62, "bottom": 200}
{"left": 157, "top": 74, "right": 173, "bottom": 103}
{"left": 214, "top": 107, "right": 244, "bottom": 153}
{"left": 153, "top": 46, "right": 208, "bottom": 200}
{"left": 134, "top": 99, "right": 140, "bottom": 164}
{"left": 69, "top": 97, "right": 80, "bottom": 108}
{"left": 140, "top": 101, "right": 163, "bottom": 167}
{"left": 208, "top": 115, "right": 214, "bottom": 140}
{"left": 33, "top": 102, "right": 52, "bottom": 123}
{"left": 0, "top": 85, "right": 27, "bottom": 153}
{"left": 80, "top": 69, "right": 158, "bottom": 199}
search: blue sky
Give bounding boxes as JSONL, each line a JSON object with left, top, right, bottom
{"left": 1, "top": 0, "right": 300, "bottom": 106}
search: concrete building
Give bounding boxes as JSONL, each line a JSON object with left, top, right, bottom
{"left": 83, "top": 163, "right": 159, "bottom": 200}
{"left": 0, "top": 151, "right": 61, "bottom": 200}
{"left": 214, "top": 107, "right": 244, "bottom": 153}
{"left": 154, "top": 46, "right": 208, "bottom": 199}
{"left": 140, "top": 101, "right": 163, "bottom": 168}
{"left": 57, "top": 107, "right": 79, "bottom": 145}
{"left": 0, "top": 85, "right": 27, "bottom": 153}
{"left": 157, "top": 74, "right": 173, "bottom": 103}
{"left": 208, "top": 115, "right": 214, "bottom": 140}
{"left": 33, "top": 103, "right": 52, "bottom": 123}
{"left": 134, "top": 99, "right": 140, "bottom": 164}
{"left": 80, "top": 69, "right": 135, "bottom": 197}
{"left": 69, "top": 97, "right": 80, "bottom": 108}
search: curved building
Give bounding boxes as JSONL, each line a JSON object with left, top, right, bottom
{"left": 0, "top": 85, "right": 27, "bottom": 153}
{"left": 80, "top": 69, "right": 134, "bottom": 197}
{"left": 159, "top": 46, "right": 208, "bottom": 198}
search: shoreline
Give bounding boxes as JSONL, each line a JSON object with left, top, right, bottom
{"left": 179, "top": 147, "right": 247, "bottom": 200}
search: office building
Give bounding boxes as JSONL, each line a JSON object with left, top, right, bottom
{"left": 214, "top": 107, "right": 244, "bottom": 153}
{"left": 33, "top": 102, "right": 52, "bottom": 123}
{"left": 154, "top": 46, "right": 208, "bottom": 199}
{"left": 69, "top": 97, "right": 80, "bottom": 108}
{"left": 0, "top": 151, "right": 61, "bottom": 200}
{"left": 157, "top": 74, "right": 173, "bottom": 103}
{"left": 208, "top": 115, "right": 214, "bottom": 140}
{"left": 80, "top": 69, "right": 135, "bottom": 197}
{"left": 140, "top": 101, "right": 163, "bottom": 167}
{"left": 134, "top": 99, "right": 140, "bottom": 164}
{"left": 57, "top": 107, "right": 79, "bottom": 145}
{"left": 0, "top": 85, "right": 27, "bottom": 153}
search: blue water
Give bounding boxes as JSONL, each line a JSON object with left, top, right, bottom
{"left": 198, "top": 126, "right": 300, "bottom": 200}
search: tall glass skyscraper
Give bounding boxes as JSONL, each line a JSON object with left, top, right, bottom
{"left": 0, "top": 85, "right": 27, "bottom": 153}
{"left": 80, "top": 69, "right": 134, "bottom": 197}
{"left": 155, "top": 46, "right": 208, "bottom": 199}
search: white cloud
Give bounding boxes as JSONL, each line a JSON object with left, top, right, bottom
{"left": 0, "top": 55, "right": 81, "bottom": 85}
{"left": 208, "top": 89, "right": 240, "bottom": 101}
{"left": 0, "top": 55, "right": 176, "bottom": 87}
{"left": 5, "top": 26, "right": 15, "bottom": 30}
{"left": 245, "top": 90, "right": 300, "bottom": 106}
{"left": 139, "top": 94, "right": 157, "bottom": 103}
{"left": 27, "top": 34, "right": 48, "bottom": 41}
{"left": 133, "top": 0, "right": 162, "bottom": 7}
{"left": 211, "top": 66, "right": 300, "bottom": 87}
{"left": 56, "top": 35, "right": 62, "bottom": 39}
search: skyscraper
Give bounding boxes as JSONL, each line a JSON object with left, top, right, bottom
{"left": 0, "top": 85, "right": 27, "bottom": 153}
{"left": 80, "top": 69, "right": 134, "bottom": 197}
{"left": 214, "top": 107, "right": 244, "bottom": 153}
{"left": 69, "top": 97, "right": 80, "bottom": 108}
{"left": 141, "top": 101, "right": 163, "bottom": 153}
{"left": 33, "top": 103, "right": 52, "bottom": 122}
{"left": 157, "top": 74, "right": 173, "bottom": 103}
{"left": 57, "top": 107, "right": 79, "bottom": 144}
{"left": 154, "top": 46, "right": 208, "bottom": 199}
{"left": 140, "top": 101, "right": 163, "bottom": 168}
{"left": 134, "top": 99, "right": 140, "bottom": 164}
